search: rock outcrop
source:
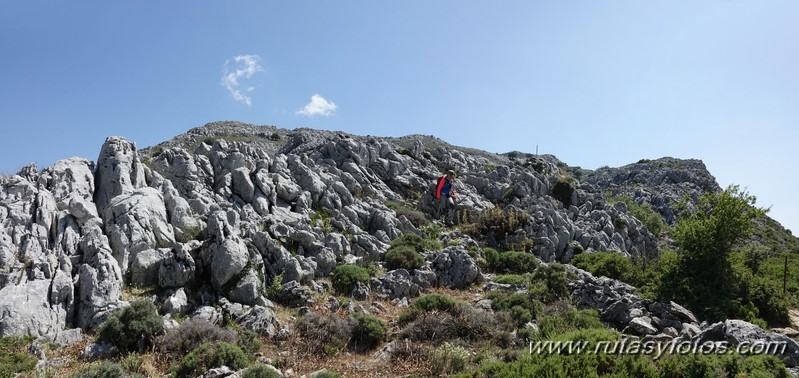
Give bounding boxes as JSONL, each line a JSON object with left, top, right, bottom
{"left": 0, "top": 121, "right": 788, "bottom": 345}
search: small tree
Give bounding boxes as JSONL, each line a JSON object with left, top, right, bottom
{"left": 659, "top": 185, "right": 768, "bottom": 322}
{"left": 99, "top": 300, "right": 164, "bottom": 354}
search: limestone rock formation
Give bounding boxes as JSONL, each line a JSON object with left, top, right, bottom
{"left": 0, "top": 121, "right": 792, "bottom": 354}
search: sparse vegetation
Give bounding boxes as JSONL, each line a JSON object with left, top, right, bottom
{"left": 608, "top": 194, "right": 667, "bottom": 237}
{"left": 387, "top": 201, "right": 430, "bottom": 227}
{"left": 158, "top": 318, "right": 238, "bottom": 358}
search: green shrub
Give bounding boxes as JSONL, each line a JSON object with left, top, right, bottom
{"left": 264, "top": 273, "right": 284, "bottom": 301}
{"left": 738, "top": 354, "right": 788, "bottom": 378}
{"left": 398, "top": 294, "right": 467, "bottom": 324}
{"left": 659, "top": 186, "right": 772, "bottom": 324}
{"left": 236, "top": 326, "right": 263, "bottom": 356}
{"left": 99, "top": 299, "right": 164, "bottom": 353}
{"left": 570, "top": 251, "right": 635, "bottom": 283}
{"left": 242, "top": 364, "right": 282, "bottom": 378}
{"left": 536, "top": 308, "right": 604, "bottom": 340}
{"left": 331, "top": 264, "right": 371, "bottom": 295}
{"left": 608, "top": 194, "right": 667, "bottom": 237}
{"left": 389, "top": 233, "right": 440, "bottom": 253}
{"left": 493, "top": 274, "right": 530, "bottom": 285}
{"left": 384, "top": 245, "right": 425, "bottom": 271}
{"left": 309, "top": 370, "right": 341, "bottom": 378}
{"left": 351, "top": 312, "right": 387, "bottom": 351}
{"left": 487, "top": 290, "right": 539, "bottom": 326}
{"left": 529, "top": 263, "right": 569, "bottom": 303}
{"left": 0, "top": 336, "right": 36, "bottom": 377}
{"left": 487, "top": 251, "right": 539, "bottom": 274}
{"left": 172, "top": 341, "right": 249, "bottom": 378}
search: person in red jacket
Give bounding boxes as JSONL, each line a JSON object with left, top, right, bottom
{"left": 436, "top": 170, "right": 457, "bottom": 223}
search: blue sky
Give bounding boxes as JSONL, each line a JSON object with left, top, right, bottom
{"left": 1, "top": 1, "right": 797, "bottom": 235}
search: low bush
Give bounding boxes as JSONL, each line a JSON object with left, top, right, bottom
{"left": 68, "top": 361, "right": 146, "bottom": 378}
{"left": 398, "top": 294, "right": 467, "bottom": 324}
{"left": 172, "top": 341, "right": 249, "bottom": 378}
{"left": 331, "top": 264, "right": 371, "bottom": 295}
{"left": 486, "top": 250, "right": 539, "bottom": 274}
{"left": 159, "top": 318, "right": 238, "bottom": 358}
{"left": 297, "top": 313, "right": 355, "bottom": 356}
{"left": 493, "top": 274, "right": 530, "bottom": 285}
{"left": 463, "top": 208, "right": 532, "bottom": 250}
{"left": 608, "top": 194, "right": 666, "bottom": 237}
{"left": 384, "top": 245, "right": 425, "bottom": 271}
{"left": 242, "top": 364, "right": 282, "bottom": 378}
{"left": 529, "top": 263, "right": 569, "bottom": 303}
{"left": 389, "top": 233, "right": 441, "bottom": 253}
{"left": 0, "top": 336, "right": 36, "bottom": 377}
{"left": 570, "top": 251, "right": 635, "bottom": 283}
{"left": 487, "top": 290, "right": 540, "bottom": 326}
{"left": 535, "top": 308, "right": 605, "bottom": 340}
{"left": 387, "top": 201, "right": 430, "bottom": 227}
{"left": 98, "top": 299, "right": 164, "bottom": 353}
{"left": 351, "top": 313, "right": 387, "bottom": 351}
{"left": 431, "top": 342, "right": 470, "bottom": 376}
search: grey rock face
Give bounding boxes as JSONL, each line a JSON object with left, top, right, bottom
{"left": 236, "top": 306, "right": 285, "bottom": 338}
{"left": 371, "top": 269, "right": 425, "bottom": 300}
{"left": 103, "top": 188, "right": 176, "bottom": 274}
{"left": 159, "top": 243, "right": 198, "bottom": 288}
{"left": 433, "top": 247, "right": 482, "bottom": 289}
{"left": 94, "top": 136, "right": 147, "bottom": 214}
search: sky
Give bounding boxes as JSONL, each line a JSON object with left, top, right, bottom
{"left": 1, "top": 1, "right": 797, "bottom": 235}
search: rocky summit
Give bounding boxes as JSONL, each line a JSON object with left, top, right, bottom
{"left": 1, "top": 121, "right": 797, "bottom": 376}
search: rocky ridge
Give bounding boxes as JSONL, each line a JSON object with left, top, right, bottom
{"left": 1, "top": 121, "right": 797, "bottom": 374}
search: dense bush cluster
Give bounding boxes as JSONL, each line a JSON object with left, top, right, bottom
{"left": 384, "top": 245, "right": 425, "bottom": 271}
{"left": 330, "top": 264, "right": 371, "bottom": 295}
{"left": 99, "top": 300, "right": 165, "bottom": 354}
{"left": 484, "top": 248, "right": 539, "bottom": 274}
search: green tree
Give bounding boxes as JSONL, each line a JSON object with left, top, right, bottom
{"left": 659, "top": 185, "right": 767, "bottom": 322}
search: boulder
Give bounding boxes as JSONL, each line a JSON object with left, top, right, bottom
{"left": 236, "top": 306, "right": 285, "bottom": 338}
{"left": 103, "top": 187, "right": 176, "bottom": 274}
{"left": 433, "top": 247, "right": 482, "bottom": 289}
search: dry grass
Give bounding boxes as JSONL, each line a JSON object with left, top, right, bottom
{"left": 15, "top": 281, "right": 493, "bottom": 378}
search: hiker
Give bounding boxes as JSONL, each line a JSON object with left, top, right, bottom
{"left": 436, "top": 170, "right": 457, "bottom": 223}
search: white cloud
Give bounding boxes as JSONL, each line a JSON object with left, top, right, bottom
{"left": 296, "top": 94, "right": 337, "bottom": 117}
{"left": 221, "top": 55, "right": 263, "bottom": 106}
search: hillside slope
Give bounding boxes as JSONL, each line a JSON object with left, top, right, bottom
{"left": 1, "top": 121, "right": 798, "bottom": 376}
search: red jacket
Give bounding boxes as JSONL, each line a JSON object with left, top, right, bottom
{"left": 436, "top": 176, "right": 455, "bottom": 200}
